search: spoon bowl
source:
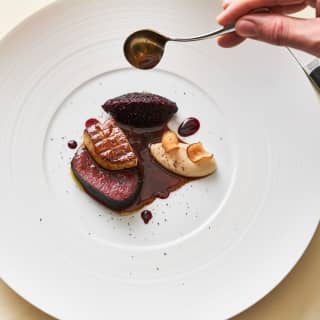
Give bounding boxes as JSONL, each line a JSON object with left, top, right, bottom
{"left": 124, "top": 29, "right": 169, "bottom": 70}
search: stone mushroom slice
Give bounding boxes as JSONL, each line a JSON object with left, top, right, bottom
{"left": 187, "top": 142, "right": 213, "bottom": 163}
{"left": 162, "top": 130, "right": 179, "bottom": 153}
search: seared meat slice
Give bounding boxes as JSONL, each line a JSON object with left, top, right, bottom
{"left": 83, "top": 119, "right": 138, "bottom": 171}
{"left": 71, "top": 147, "right": 141, "bottom": 211}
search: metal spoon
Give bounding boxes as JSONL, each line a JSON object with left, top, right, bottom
{"left": 123, "top": 24, "right": 235, "bottom": 70}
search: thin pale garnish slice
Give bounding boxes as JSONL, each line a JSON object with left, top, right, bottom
{"left": 187, "top": 142, "right": 213, "bottom": 163}
{"left": 162, "top": 130, "right": 179, "bottom": 153}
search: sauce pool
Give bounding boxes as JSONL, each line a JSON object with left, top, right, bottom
{"left": 85, "top": 118, "right": 99, "bottom": 128}
{"left": 119, "top": 123, "right": 191, "bottom": 212}
{"left": 178, "top": 117, "right": 200, "bottom": 137}
{"left": 141, "top": 210, "right": 153, "bottom": 224}
{"left": 68, "top": 140, "right": 78, "bottom": 149}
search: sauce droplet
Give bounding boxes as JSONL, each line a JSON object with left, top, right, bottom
{"left": 68, "top": 140, "right": 78, "bottom": 149}
{"left": 138, "top": 55, "right": 161, "bottom": 70}
{"left": 178, "top": 117, "right": 200, "bottom": 137}
{"left": 85, "top": 118, "right": 99, "bottom": 128}
{"left": 141, "top": 210, "right": 153, "bottom": 224}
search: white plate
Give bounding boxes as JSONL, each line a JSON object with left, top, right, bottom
{"left": 1, "top": 1, "right": 320, "bottom": 319}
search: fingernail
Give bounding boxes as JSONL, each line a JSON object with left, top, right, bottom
{"left": 222, "top": 0, "right": 231, "bottom": 9}
{"left": 236, "top": 20, "right": 258, "bottom": 37}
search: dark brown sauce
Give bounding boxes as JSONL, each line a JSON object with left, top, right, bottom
{"left": 119, "top": 123, "right": 191, "bottom": 212}
{"left": 68, "top": 140, "right": 78, "bottom": 149}
{"left": 141, "top": 210, "right": 153, "bottom": 224}
{"left": 178, "top": 117, "right": 200, "bottom": 137}
{"left": 137, "top": 55, "right": 160, "bottom": 70}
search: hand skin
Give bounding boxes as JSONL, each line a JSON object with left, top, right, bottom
{"left": 216, "top": 0, "right": 320, "bottom": 57}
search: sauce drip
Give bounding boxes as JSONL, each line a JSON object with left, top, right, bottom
{"left": 141, "top": 210, "right": 153, "bottom": 224}
{"left": 68, "top": 140, "right": 78, "bottom": 149}
{"left": 85, "top": 118, "right": 99, "bottom": 128}
{"left": 178, "top": 117, "right": 200, "bottom": 137}
{"left": 119, "top": 123, "right": 191, "bottom": 212}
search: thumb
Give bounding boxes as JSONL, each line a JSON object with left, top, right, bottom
{"left": 236, "top": 14, "right": 320, "bottom": 57}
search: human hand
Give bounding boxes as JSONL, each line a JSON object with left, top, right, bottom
{"left": 217, "top": 0, "right": 320, "bottom": 57}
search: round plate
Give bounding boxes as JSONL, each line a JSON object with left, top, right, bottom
{"left": 1, "top": 1, "right": 320, "bottom": 319}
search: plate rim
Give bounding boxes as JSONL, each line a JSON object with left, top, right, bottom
{"left": 1, "top": 1, "right": 320, "bottom": 320}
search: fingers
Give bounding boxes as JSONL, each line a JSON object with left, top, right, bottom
{"left": 217, "top": 33, "right": 245, "bottom": 47}
{"left": 217, "top": 0, "right": 306, "bottom": 26}
{"left": 223, "top": 0, "right": 231, "bottom": 9}
{"left": 234, "top": 13, "right": 320, "bottom": 57}
{"left": 271, "top": 3, "right": 308, "bottom": 13}
{"left": 218, "top": 3, "right": 244, "bottom": 47}
{"left": 224, "top": 0, "right": 317, "bottom": 10}
{"left": 222, "top": 0, "right": 233, "bottom": 9}
{"left": 223, "top": 0, "right": 308, "bottom": 14}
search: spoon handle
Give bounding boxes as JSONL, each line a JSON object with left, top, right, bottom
{"left": 170, "top": 24, "right": 235, "bottom": 43}
{"left": 169, "top": 8, "right": 270, "bottom": 43}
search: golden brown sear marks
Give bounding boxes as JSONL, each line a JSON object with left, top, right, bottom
{"left": 83, "top": 119, "right": 138, "bottom": 170}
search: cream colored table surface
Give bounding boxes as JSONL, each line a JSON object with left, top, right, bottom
{"left": 0, "top": 2, "right": 319, "bottom": 319}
